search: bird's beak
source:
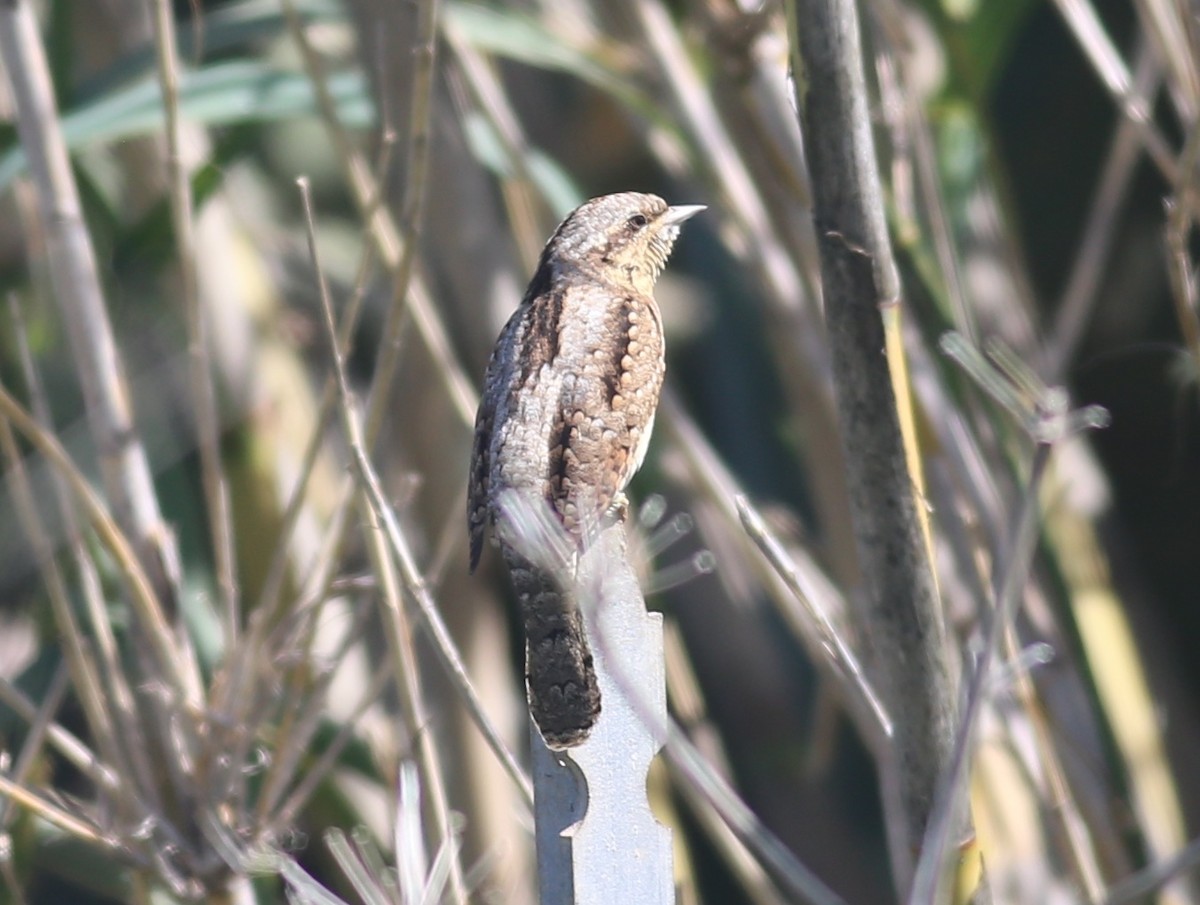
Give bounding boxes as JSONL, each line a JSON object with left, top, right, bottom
{"left": 661, "top": 204, "right": 706, "bottom": 225}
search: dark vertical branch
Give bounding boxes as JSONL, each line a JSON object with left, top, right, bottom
{"left": 785, "top": 0, "right": 963, "bottom": 889}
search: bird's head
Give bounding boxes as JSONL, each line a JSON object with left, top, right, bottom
{"left": 541, "top": 192, "right": 705, "bottom": 295}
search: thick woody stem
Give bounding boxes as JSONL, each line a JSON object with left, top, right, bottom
{"left": 785, "top": 0, "right": 964, "bottom": 890}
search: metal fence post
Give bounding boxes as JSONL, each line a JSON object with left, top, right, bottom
{"left": 532, "top": 522, "right": 674, "bottom": 905}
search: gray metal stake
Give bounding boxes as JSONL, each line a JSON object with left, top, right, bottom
{"left": 532, "top": 522, "right": 674, "bottom": 905}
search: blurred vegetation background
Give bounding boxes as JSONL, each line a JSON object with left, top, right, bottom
{"left": 0, "top": 0, "right": 1198, "bottom": 902}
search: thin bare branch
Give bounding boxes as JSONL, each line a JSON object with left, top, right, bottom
{"left": 309, "top": 307, "right": 536, "bottom": 808}
{"left": 659, "top": 392, "right": 888, "bottom": 753}
{"left": 0, "top": 773, "right": 115, "bottom": 850}
{"left": 1105, "top": 835, "right": 1200, "bottom": 905}
{"left": 0, "top": 383, "right": 201, "bottom": 714}
{"left": 0, "top": 674, "right": 118, "bottom": 800}
{"left": 1051, "top": 0, "right": 1178, "bottom": 181}
{"left": 664, "top": 726, "right": 845, "bottom": 905}
{"left": 0, "top": 0, "right": 182, "bottom": 612}
{"left": 736, "top": 495, "right": 891, "bottom": 743}
{"left": 147, "top": 0, "right": 239, "bottom": 639}
{"left": 5, "top": 297, "right": 164, "bottom": 817}
{"left": 910, "top": 443, "right": 1051, "bottom": 905}
{"left": 913, "top": 335, "right": 1110, "bottom": 903}
{"left": 298, "top": 177, "right": 469, "bottom": 904}
{"left": 280, "top": 0, "right": 477, "bottom": 429}
{"left": 1049, "top": 36, "right": 1161, "bottom": 378}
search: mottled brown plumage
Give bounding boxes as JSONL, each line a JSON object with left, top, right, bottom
{"left": 468, "top": 192, "right": 702, "bottom": 748}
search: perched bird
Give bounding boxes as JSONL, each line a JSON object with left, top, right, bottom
{"left": 468, "top": 192, "right": 703, "bottom": 748}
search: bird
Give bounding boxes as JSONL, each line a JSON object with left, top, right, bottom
{"left": 468, "top": 192, "right": 703, "bottom": 748}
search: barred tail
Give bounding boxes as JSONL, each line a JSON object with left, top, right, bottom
{"left": 504, "top": 549, "right": 601, "bottom": 748}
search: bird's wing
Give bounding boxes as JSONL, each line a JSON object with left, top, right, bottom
{"left": 468, "top": 388, "right": 494, "bottom": 572}
{"left": 468, "top": 313, "right": 522, "bottom": 572}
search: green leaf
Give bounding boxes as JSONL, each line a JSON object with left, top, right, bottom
{"left": 0, "top": 62, "right": 372, "bottom": 192}
{"left": 47, "top": 0, "right": 74, "bottom": 106}
{"left": 79, "top": 0, "right": 348, "bottom": 103}
{"left": 444, "top": 1, "right": 652, "bottom": 113}
{"left": 461, "top": 111, "right": 583, "bottom": 216}
{"left": 913, "top": 0, "right": 1040, "bottom": 100}
{"left": 958, "top": 0, "right": 1040, "bottom": 97}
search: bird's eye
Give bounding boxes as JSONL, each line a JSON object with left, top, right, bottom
{"left": 627, "top": 213, "right": 649, "bottom": 229}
